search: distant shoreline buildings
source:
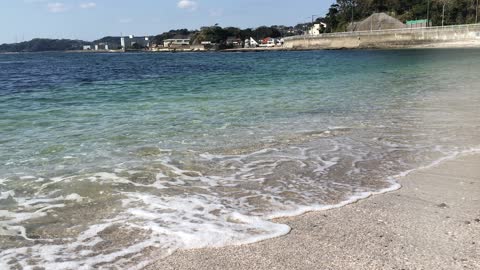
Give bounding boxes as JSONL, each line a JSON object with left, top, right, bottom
{"left": 84, "top": 34, "right": 286, "bottom": 52}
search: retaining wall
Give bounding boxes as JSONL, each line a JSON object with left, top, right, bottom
{"left": 283, "top": 24, "right": 480, "bottom": 49}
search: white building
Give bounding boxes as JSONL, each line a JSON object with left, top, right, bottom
{"left": 244, "top": 37, "right": 259, "bottom": 48}
{"left": 121, "top": 36, "right": 150, "bottom": 49}
{"left": 163, "top": 39, "right": 190, "bottom": 48}
{"left": 93, "top": 43, "right": 109, "bottom": 51}
{"left": 308, "top": 23, "right": 327, "bottom": 35}
{"left": 83, "top": 45, "right": 92, "bottom": 50}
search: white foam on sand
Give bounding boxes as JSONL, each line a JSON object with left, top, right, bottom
{"left": 263, "top": 146, "right": 480, "bottom": 221}
{"left": 0, "top": 190, "right": 15, "bottom": 200}
{"left": 1, "top": 146, "right": 479, "bottom": 269}
{"left": 0, "top": 178, "right": 8, "bottom": 186}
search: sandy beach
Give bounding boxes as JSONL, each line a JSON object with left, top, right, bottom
{"left": 146, "top": 153, "right": 480, "bottom": 270}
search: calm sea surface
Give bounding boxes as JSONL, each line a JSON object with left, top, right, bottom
{"left": 1, "top": 50, "right": 480, "bottom": 269}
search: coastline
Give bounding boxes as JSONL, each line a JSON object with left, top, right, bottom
{"left": 3, "top": 39, "right": 480, "bottom": 55}
{"left": 145, "top": 152, "right": 480, "bottom": 270}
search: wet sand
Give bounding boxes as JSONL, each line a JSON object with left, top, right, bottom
{"left": 145, "top": 153, "right": 480, "bottom": 270}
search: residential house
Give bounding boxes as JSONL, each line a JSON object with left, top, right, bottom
{"left": 226, "top": 37, "right": 243, "bottom": 48}
{"left": 308, "top": 23, "right": 327, "bottom": 35}
{"left": 244, "top": 37, "right": 259, "bottom": 48}
{"left": 259, "top": 37, "right": 283, "bottom": 47}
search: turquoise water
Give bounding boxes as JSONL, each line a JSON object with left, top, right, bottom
{"left": 1, "top": 50, "right": 480, "bottom": 269}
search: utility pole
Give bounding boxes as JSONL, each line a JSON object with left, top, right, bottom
{"left": 428, "top": 0, "right": 431, "bottom": 26}
{"left": 370, "top": 13, "right": 373, "bottom": 32}
{"left": 311, "top": 15, "right": 321, "bottom": 24}
{"left": 442, "top": 3, "right": 446, "bottom": 27}
{"left": 351, "top": 1, "right": 355, "bottom": 32}
{"left": 476, "top": 0, "right": 479, "bottom": 24}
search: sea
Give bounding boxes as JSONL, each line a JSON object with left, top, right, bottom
{"left": 1, "top": 49, "right": 479, "bottom": 269}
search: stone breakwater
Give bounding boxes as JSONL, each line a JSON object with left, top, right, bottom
{"left": 283, "top": 24, "right": 480, "bottom": 50}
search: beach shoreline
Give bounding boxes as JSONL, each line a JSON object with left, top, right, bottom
{"left": 145, "top": 152, "right": 480, "bottom": 270}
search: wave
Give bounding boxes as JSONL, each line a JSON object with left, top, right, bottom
{"left": 1, "top": 143, "right": 479, "bottom": 269}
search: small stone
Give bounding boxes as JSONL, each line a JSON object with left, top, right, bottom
{"left": 437, "top": 203, "right": 449, "bottom": 208}
{"left": 474, "top": 218, "right": 480, "bottom": 222}
{"left": 464, "top": 221, "right": 471, "bottom": 225}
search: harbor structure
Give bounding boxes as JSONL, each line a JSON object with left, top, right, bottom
{"left": 120, "top": 35, "right": 150, "bottom": 49}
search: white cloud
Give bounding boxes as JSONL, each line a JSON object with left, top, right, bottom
{"left": 177, "top": 0, "right": 198, "bottom": 11}
{"left": 47, "top": 2, "right": 67, "bottom": 13}
{"left": 80, "top": 2, "right": 96, "bottom": 9}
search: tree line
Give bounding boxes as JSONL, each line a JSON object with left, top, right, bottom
{"left": 0, "top": 38, "right": 89, "bottom": 52}
{"left": 323, "top": 0, "right": 479, "bottom": 32}
{"left": 151, "top": 25, "right": 295, "bottom": 48}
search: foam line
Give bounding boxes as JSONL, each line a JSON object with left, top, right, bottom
{"left": 263, "top": 147, "right": 480, "bottom": 221}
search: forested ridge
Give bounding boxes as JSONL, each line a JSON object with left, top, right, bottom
{"left": 324, "top": 0, "right": 479, "bottom": 32}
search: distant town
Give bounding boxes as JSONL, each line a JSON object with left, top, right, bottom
{"left": 0, "top": 24, "right": 309, "bottom": 53}
{"left": 81, "top": 25, "right": 300, "bottom": 53}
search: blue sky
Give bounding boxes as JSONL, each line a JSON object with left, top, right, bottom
{"left": 0, "top": 0, "right": 331, "bottom": 44}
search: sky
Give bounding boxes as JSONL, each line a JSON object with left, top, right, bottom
{"left": 0, "top": 0, "right": 331, "bottom": 44}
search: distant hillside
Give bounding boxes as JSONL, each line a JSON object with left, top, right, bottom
{"left": 0, "top": 38, "right": 90, "bottom": 53}
{"left": 93, "top": 36, "right": 122, "bottom": 48}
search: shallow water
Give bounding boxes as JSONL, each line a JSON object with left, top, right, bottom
{"left": 1, "top": 50, "right": 480, "bottom": 269}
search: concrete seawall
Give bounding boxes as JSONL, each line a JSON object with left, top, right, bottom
{"left": 284, "top": 24, "right": 480, "bottom": 49}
